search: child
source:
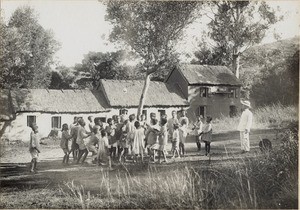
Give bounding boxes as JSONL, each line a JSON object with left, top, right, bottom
{"left": 171, "top": 123, "right": 180, "bottom": 158}
{"left": 97, "top": 130, "right": 111, "bottom": 169}
{"left": 60, "top": 123, "right": 73, "bottom": 164}
{"left": 29, "top": 124, "right": 41, "bottom": 173}
{"left": 167, "top": 110, "right": 179, "bottom": 142}
{"left": 201, "top": 116, "right": 213, "bottom": 156}
{"left": 132, "top": 121, "right": 145, "bottom": 163}
{"left": 118, "top": 130, "right": 129, "bottom": 162}
{"left": 70, "top": 117, "right": 80, "bottom": 161}
{"left": 105, "top": 118, "right": 117, "bottom": 158}
{"left": 87, "top": 125, "right": 100, "bottom": 164}
{"left": 158, "top": 118, "right": 168, "bottom": 163}
{"left": 126, "top": 114, "right": 136, "bottom": 155}
{"left": 76, "top": 118, "right": 91, "bottom": 164}
{"left": 145, "top": 119, "right": 160, "bottom": 162}
{"left": 179, "top": 119, "right": 188, "bottom": 157}
{"left": 193, "top": 116, "right": 203, "bottom": 151}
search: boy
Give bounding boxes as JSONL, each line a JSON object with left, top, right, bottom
{"left": 98, "top": 130, "right": 111, "bottom": 169}
{"left": 29, "top": 124, "right": 41, "bottom": 173}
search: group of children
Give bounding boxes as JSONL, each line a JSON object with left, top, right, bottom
{"left": 28, "top": 110, "right": 213, "bottom": 172}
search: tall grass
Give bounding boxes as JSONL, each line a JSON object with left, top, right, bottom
{"left": 213, "top": 103, "right": 298, "bottom": 132}
{"left": 60, "top": 121, "right": 298, "bottom": 209}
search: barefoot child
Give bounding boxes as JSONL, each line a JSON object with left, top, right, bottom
{"left": 179, "top": 119, "right": 188, "bottom": 157}
{"left": 87, "top": 126, "right": 100, "bottom": 163}
{"left": 193, "top": 116, "right": 203, "bottom": 151}
{"left": 98, "top": 130, "right": 111, "bottom": 168}
{"left": 158, "top": 118, "right": 168, "bottom": 163}
{"left": 132, "top": 121, "right": 145, "bottom": 163}
{"left": 201, "top": 116, "right": 213, "bottom": 156}
{"left": 171, "top": 124, "right": 180, "bottom": 158}
{"left": 29, "top": 124, "right": 41, "bottom": 173}
{"left": 60, "top": 123, "right": 73, "bottom": 164}
{"left": 76, "top": 118, "right": 91, "bottom": 164}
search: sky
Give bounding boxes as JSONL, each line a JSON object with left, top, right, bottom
{"left": 1, "top": 0, "right": 299, "bottom": 67}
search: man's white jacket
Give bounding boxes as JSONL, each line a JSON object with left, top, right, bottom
{"left": 237, "top": 109, "right": 253, "bottom": 132}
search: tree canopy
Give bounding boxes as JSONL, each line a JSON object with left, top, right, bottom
{"left": 106, "top": 0, "right": 202, "bottom": 116}
{"left": 193, "top": 1, "right": 281, "bottom": 78}
{"left": 0, "top": 6, "right": 59, "bottom": 89}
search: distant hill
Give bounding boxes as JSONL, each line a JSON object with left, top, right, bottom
{"left": 240, "top": 36, "right": 299, "bottom": 106}
{"left": 241, "top": 36, "right": 299, "bottom": 70}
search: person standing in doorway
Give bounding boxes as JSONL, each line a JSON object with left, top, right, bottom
{"left": 237, "top": 100, "right": 253, "bottom": 153}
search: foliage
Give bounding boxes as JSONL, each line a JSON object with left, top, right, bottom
{"left": 106, "top": 1, "right": 202, "bottom": 116}
{"left": 73, "top": 50, "right": 141, "bottom": 88}
{"left": 49, "top": 66, "right": 76, "bottom": 89}
{"left": 0, "top": 6, "right": 59, "bottom": 89}
{"left": 106, "top": 1, "right": 201, "bottom": 75}
{"left": 193, "top": 1, "right": 281, "bottom": 78}
{"left": 245, "top": 43, "right": 299, "bottom": 106}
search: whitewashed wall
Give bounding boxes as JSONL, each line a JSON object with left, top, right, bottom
{"left": 2, "top": 106, "right": 186, "bottom": 142}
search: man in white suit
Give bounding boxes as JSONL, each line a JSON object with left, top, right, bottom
{"left": 237, "top": 100, "right": 253, "bottom": 153}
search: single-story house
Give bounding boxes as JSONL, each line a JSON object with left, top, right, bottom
{"left": 0, "top": 89, "right": 109, "bottom": 141}
{"left": 0, "top": 80, "right": 188, "bottom": 141}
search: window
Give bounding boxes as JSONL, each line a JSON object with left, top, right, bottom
{"left": 197, "top": 106, "right": 206, "bottom": 118}
{"left": 158, "top": 110, "right": 166, "bottom": 119}
{"left": 200, "top": 87, "right": 209, "bottom": 97}
{"left": 51, "top": 116, "right": 61, "bottom": 129}
{"left": 27, "top": 115, "right": 36, "bottom": 127}
{"left": 230, "top": 105, "right": 238, "bottom": 118}
{"left": 228, "top": 88, "right": 235, "bottom": 98}
{"left": 142, "top": 110, "right": 147, "bottom": 120}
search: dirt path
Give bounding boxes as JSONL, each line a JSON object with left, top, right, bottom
{"left": 0, "top": 129, "right": 278, "bottom": 193}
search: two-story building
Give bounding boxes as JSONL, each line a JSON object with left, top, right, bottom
{"left": 165, "top": 64, "right": 242, "bottom": 121}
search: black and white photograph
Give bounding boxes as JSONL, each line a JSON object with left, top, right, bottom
{"left": 0, "top": 0, "right": 299, "bottom": 209}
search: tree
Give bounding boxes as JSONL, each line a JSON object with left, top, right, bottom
{"left": 49, "top": 66, "right": 76, "bottom": 89}
{"left": 198, "top": 1, "right": 281, "bottom": 78}
{"left": 73, "top": 50, "right": 138, "bottom": 88}
{"left": 106, "top": 1, "right": 201, "bottom": 117}
{"left": 0, "top": 6, "right": 59, "bottom": 89}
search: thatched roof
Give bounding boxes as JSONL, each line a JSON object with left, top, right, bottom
{"left": 6, "top": 89, "right": 109, "bottom": 114}
{"left": 100, "top": 79, "right": 189, "bottom": 108}
{"left": 0, "top": 90, "right": 15, "bottom": 121}
{"left": 175, "top": 64, "right": 241, "bottom": 86}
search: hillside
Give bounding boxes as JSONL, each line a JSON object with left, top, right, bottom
{"left": 241, "top": 36, "right": 299, "bottom": 70}
{"left": 240, "top": 36, "right": 299, "bottom": 106}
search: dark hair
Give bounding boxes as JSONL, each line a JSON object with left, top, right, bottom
{"left": 74, "top": 116, "right": 78, "bottom": 120}
{"left": 107, "top": 118, "right": 113, "bottom": 124}
{"left": 134, "top": 121, "right": 140, "bottom": 129}
{"left": 129, "top": 114, "right": 135, "bottom": 122}
{"left": 101, "top": 129, "right": 106, "bottom": 137}
{"left": 62, "top": 123, "right": 68, "bottom": 131}
{"left": 206, "top": 116, "right": 212, "bottom": 123}
{"left": 92, "top": 125, "right": 100, "bottom": 134}
{"left": 88, "top": 116, "right": 93, "bottom": 121}
{"left": 161, "top": 118, "right": 167, "bottom": 126}
{"left": 181, "top": 118, "right": 187, "bottom": 125}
